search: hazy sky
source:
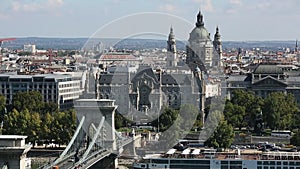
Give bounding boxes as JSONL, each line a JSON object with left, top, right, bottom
{"left": 0, "top": 0, "right": 299, "bottom": 41}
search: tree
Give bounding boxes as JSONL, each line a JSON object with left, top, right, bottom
{"left": 151, "top": 107, "right": 179, "bottom": 132}
{"left": 3, "top": 91, "right": 75, "bottom": 147}
{"left": 3, "top": 108, "right": 41, "bottom": 145}
{"left": 40, "top": 112, "right": 54, "bottom": 145}
{"left": 0, "top": 95, "right": 6, "bottom": 122}
{"left": 291, "top": 131, "right": 300, "bottom": 146}
{"left": 178, "top": 104, "right": 199, "bottom": 131}
{"left": 226, "top": 89, "right": 263, "bottom": 129}
{"left": 12, "top": 91, "right": 43, "bottom": 113}
{"left": 51, "top": 110, "right": 76, "bottom": 147}
{"left": 17, "top": 51, "right": 32, "bottom": 56}
{"left": 224, "top": 100, "right": 246, "bottom": 130}
{"left": 3, "top": 109, "right": 23, "bottom": 134}
{"left": 41, "top": 102, "right": 58, "bottom": 114}
{"left": 115, "top": 111, "right": 133, "bottom": 129}
{"left": 205, "top": 119, "right": 234, "bottom": 149}
{"left": 263, "top": 92, "right": 298, "bottom": 130}
{"left": 26, "top": 111, "right": 42, "bottom": 144}
{"left": 254, "top": 110, "right": 264, "bottom": 136}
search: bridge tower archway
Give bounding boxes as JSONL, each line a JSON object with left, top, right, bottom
{"left": 74, "top": 99, "right": 118, "bottom": 150}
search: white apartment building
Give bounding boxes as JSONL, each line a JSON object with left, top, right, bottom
{"left": 0, "top": 73, "right": 83, "bottom": 110}
{"left": 23, "top": 44, "right": 36, "bottom": 53}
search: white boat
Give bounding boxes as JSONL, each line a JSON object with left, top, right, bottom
{"left": 133, "top": 148, "right": 300, "bottom": 169}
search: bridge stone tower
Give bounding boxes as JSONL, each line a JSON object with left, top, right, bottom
{"left": 0, "top": 135, "right": 31, "bottom": 169}
{"left": 75, "top": 99, "right": 118, "bottom": 151}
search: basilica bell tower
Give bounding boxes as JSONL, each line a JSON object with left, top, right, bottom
{"left": 166, "top": 26, "right": 177, "bottom": 67}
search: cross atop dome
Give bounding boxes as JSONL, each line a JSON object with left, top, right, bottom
{"left": 196, "top": 10, "right": 204, "bottom": 27}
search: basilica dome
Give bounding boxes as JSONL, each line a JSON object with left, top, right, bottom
{"left": 189, "top": 26, "right": 210, "bottom": 41}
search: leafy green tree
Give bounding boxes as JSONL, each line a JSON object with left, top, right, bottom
{"left": 51, "top": 110, "right": 76, "bottom": 147}
{"left": 293, "top": 112, "right": 300, "bottom": 129}
{"left": 263, "top": 92, "right": 298, "bottom": 130}
{"left": 0, "top": 95, "right": 6, "bottom": 122}
{"left": 60, "top": 110, "right": 76, "bottom": 145}
{"left": 201, "top": 109, "right": 223, "bottom": 143}
{"left": 26, "top": 111, "right": 42, "bottom": 144}
{"left": 152, "top": 104, "right": 199, "bottom": 150}
{"left": 115, "top": 111, "right": 133, "bottom": 129}
{"left": 3, "top": 91, "right": 75, "bottom": 147}
{"left": 227, "top": 89, "right": 263, "bottom": 128}
{"left": 254, "top": 111, "right": 264, "bottom": 136}
{"left": 41, "top": 102, "right": 58, "bottom": 114}
{"left": 152, "top": 107, "right": 179, "bottom": 132}
{"left": 18, "top": 51, "right": 32, "bottom": 56}
{"left": 40, "top": 112, "right": 54, "bottom": 144}
{"left": 51, "top": 111, "right": 65, "bottom": 146}
{"left": 291, "top": 131, "right": 300, "bottom": 146}
{"left": 224, "top": 101, "right": 246, "bottom": 130}
{"left": 12, "top": 91, "right": 43, "bottom": 113}
{"left": 193, "top": 113, "right": 203, "bottom": 130}
{"left": 178, "top": 104, "right": 199, "bottom": 132}
{"left": 205, "top": 119, "right": 234, "bottom": 149}
{"left": 3, "top": 108, "right": 22, "bottom": 134}
{"left": 3, "top": 108, "right": 41, "bottom": 145}
{"left": 115, "top": 112, "right": 123, "bottom": 129}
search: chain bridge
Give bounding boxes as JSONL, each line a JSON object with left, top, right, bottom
{"left": 40, "top": 99, "right": 140, "bottom": 169}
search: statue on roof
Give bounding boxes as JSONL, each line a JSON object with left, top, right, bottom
{"left": 196, "top": 11, "right": 204, "bottom": 27}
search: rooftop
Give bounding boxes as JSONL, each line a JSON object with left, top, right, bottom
{"left": 253, "top": 64, "right": 284, "bottom": 74}
{"left": 0, "top": 135, "right": 27, "bottom": 140}
{"left": 100, "top": 53, "right": 137, "bottom": 61}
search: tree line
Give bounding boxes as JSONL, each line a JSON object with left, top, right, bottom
{"left": 3, "top": 89, "right": 300, "bottom": 149}
{"left": 150, "top": 89, "right": 300, "bottom": 149}
{"left": 224, "top": 89, "right": 299, "bottom": 132}
{"left": 0, "top": 91, "right": 76, "bottom": 147}
{"left": 224, "top": 89, "right": 300, "bottom": 147}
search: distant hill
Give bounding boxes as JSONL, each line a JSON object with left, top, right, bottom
{"left": 2, "top": 37, "right": 87, "bottom": 50}
{"left": 1, "top": 37, "right": 298, "bottom": 51}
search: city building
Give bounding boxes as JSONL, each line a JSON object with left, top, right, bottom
{"left": 186, "top": 11, "right": 222, "bottom": 71}
{"left": 0, "top": 73, "right": 83, "bottom": 110}
{"left": 23, "top": 44, "right": 36, "bottom": 54}
{"left": 95, "top": 11, "right": 223, "bottom": 123}
{"left": 225, "top": 63, "right": 300, "bottom": 107}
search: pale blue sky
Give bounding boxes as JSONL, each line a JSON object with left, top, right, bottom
{"left": 0, "top": 0, "right": 299, "bottom": 41}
